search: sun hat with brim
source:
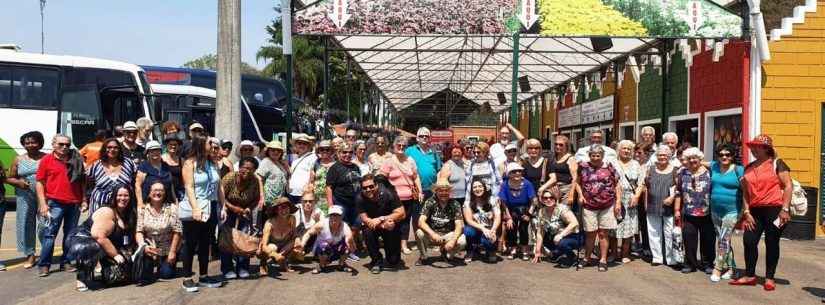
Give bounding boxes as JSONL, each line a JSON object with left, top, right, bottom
{"left": 122, "top": 121, "right": 138, "bottom": 131}
{"left": 292, "top": 133, "right": 313, "bottom": 143}
{"left": 328, "top": 205, "right": 344, "bottom": 216}
{"left": 318, "top": 140, "right": 332, "bottom": 148}
{"left": 745, "top": 134, "right": 773, "bottom": 148}
{"left": 506, "top": 162, "right": 525, "bottom": 175}
{"left": 144, "top": 140, "right": 162, "bottom": 152}
{"left": 433, "top": 178, "right": 452, "bottom": 190}
{"left": 267, "top": 197, "right": 298, "bottom": 214}
{"left": 189, "top": 123, "right": 204, "bottom": 131}
{"left": 266, "top": 140, "right": 284, "bottom": 151}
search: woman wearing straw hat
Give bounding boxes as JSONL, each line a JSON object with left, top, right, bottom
{"left": 257, "top": 141, "right": 289, "bottom": 208}
{"left": 259, "top": 197, "right": 299, "bottom": 274}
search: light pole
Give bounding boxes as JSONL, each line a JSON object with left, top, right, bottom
{"left": 40, "top": 0, "right": 46, "bottom": 54}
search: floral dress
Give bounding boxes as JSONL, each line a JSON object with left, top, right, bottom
{"left": 257, "top": 158, "right": 288, "bottom": 206}
{"left": 676, "top": 168, "right": 711, "bottom": 217}
{"left": 614, "top": 160, "right": 641, "bottom": 239}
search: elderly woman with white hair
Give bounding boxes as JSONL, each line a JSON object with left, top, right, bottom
{"left": 641, "top": 145, "right": 679, "bottom": 267}
{"left": 674, "top": 147, "right": 715, "bottom": 274}
{"left": 610, "top": 140, "right": 644, "bottom": 264}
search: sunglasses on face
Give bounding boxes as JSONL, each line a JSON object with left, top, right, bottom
{"left": 341, "top": 151, "right": 354, "bottom": 154}
{"left": 541, "top": 196, "right": 554, "bottom": 200}
{"left": 56, "top": 142, "right": 71, "bottom": 147}
{"left": 473, "top": 150, "right": 482, "bottom": 154}
{"left": 418, "top": 135, "right": 430, "bottom": 139}
{"left": 718, "top": 152, "right": 732, "bottom": 158}
{"left": 362, "top": 184, "right": 376, "bottom": 191}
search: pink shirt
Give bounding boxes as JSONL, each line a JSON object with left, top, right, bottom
{"left": 380, "top": 157, "right": 418, "bottom": 201}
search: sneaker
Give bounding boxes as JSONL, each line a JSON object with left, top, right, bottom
{"left": 224, "top": 271, "right": 237, "bottom": 280}
{"left": 710, "top": 273, "right": 722, "bottom": 283}
{"left": 199, "top": 276, "right": 222, "bottom": 288}
{"left": 182, "top": 279, "right": 199, "bottom": 293}
{"left": 370, "top": 264, "right": 382, "bottom": 274}
{"left": 38, "top": 267, "right": 49, "bottom": 277}
{"left": 0, "top": 263, "right": 6, "bottom": 271}
{"left": 238, "top": 269, "right": 250, "bottom": 279}
{"left": 681, "top": 266, "right": 696, "bottom": 274}
{"left": 347, "top": 253, "right": 360, "bottom": 262}
{"left": 721, "top": 270, "right": 733, "bottom": 280}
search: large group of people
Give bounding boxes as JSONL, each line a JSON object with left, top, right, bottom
{"left": 294, "top": 0, "right": 514, "bottom": 34}
{"left": 0, "top": 120, "right": 799, "bottom": 293}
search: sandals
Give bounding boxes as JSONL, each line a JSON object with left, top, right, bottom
{"left": 311, "top": 267, "right": 322, "bottom": 274}
{"left": 598, "top": 262, "right": 608, "bottom": 272}
{"left": 338, "top": 265, "right": 353, "bottom": 273}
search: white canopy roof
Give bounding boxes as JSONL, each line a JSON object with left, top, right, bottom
{"left": 331, "top": 34, "right": 656, "bottom": 112}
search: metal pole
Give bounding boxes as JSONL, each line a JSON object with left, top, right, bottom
{"left": 322, "top": 37, "right": 329, "bottom": 137}
{"left": 510, "top": 32, "right": 520, "bottom": 127}
{"left": 660, "top": 40, "right": 671, "bottom": 132}
{"left": 217, "top": 0, "right": 242, "bottom": 149}
{"left": 40, "top": 0, "right": 46, "bottom": 54}
{"left": 282, "top": 0, "right": 294, "bottom": 148}
{"left": 346, "top": 59, "right": 351, "bottom": 123}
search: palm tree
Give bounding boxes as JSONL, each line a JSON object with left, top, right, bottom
{"left": 257, "top": 11, "right": 323, "bottom": 105}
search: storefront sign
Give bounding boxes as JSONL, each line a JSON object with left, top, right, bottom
{"left": 558, "top": 105, "right": 581, "bottom": 128}
{"left": 581, "top": 95, "right": 614, "bottom": 125}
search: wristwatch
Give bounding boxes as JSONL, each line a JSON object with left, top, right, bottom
{"left": 781, "top": 207, "right": 790, "bottom": 213}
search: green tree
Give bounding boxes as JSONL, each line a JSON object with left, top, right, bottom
{"left": 182, "top": 53, "right": 262, "bottom": 76}
{"left": 257, "top": 6, "right": 372, "bottom": 122}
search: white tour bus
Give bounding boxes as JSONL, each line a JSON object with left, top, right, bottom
{"left": 0, "top": 47, "right": 155, "bottom": 171}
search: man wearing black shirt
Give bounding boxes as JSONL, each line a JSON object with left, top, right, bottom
{"left": 356, "top": 174, "right": 405, "bottom": 274}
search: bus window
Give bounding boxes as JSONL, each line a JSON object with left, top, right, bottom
{"left": 0, "top": 66, "right": 60, "bottom": 108}
{"left": 60, "top": 85, "right": 101, "bottom": 147}
{"left": 0, "top": 66, "right": 10, "bottom": 106}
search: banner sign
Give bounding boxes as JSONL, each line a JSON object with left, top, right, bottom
{"left": 558, "top": 104, "right": 581, "bottom": 129}
{"left": 293, "top": 0, "right": 742, "bottom": 38}
{"left": 581, "top": 95, "right": 614, "bottom": 125}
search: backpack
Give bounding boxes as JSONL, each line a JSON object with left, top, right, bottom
{"left": 774, "top": 159, "right": 807, "bottom": 216}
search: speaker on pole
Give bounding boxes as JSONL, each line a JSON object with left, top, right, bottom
{"left": 590, "top": 37, "right": 613, "bottom": 53}
{"left": 497, "top": 92, "right": 507, "bottom": 105}
{"left": 518, "top": 75, "right": 531, "bottom": 92}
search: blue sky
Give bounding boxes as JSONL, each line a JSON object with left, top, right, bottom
{"left": 1, "top": 0, "right": 281, "bottom": 69}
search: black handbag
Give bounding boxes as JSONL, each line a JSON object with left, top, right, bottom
{"left": 101, "top": 256, "right": 132, "bottom": 285}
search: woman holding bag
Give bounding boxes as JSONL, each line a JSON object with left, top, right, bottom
{"left": 380, "top": 137, "right": 423, "bottom": 255}
{"left": 178, "top": 136, "right": 223, "bottom": 293}
{"left": 219, "top": 156, "right": 261, "bottom": 280}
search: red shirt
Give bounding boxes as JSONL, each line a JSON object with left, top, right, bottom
{"left": 36, "top": 153, "right": 84, "bottom": 204}
{"left": 743, "top": 159, "right": 785, "bottom": 208}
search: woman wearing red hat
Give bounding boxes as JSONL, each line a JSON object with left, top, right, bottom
{"left": 731, "top": 134, "right": 793, "bottom": 291}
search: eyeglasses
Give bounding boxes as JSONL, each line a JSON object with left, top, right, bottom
{"left": 554, "top": 143, "right": 565, "bottom": 146}
{"left": 527, "top": 146, "right": 540, "bottom": 150}
{"left": 55, "top": 142, "right": 71, "bottom": 147}
{"left": 105, "top": 146, "right": 120, "bottom": 150}
{"left": 301, "top": 200, "right": 315, "bottom": 203}
{"left": 541, "top": 196, "right": 554, "bottom": 200}
{"left": 718, "top": 153, "right": 732, "bottom": 158}
{"left": 341, "top": 151, "right": 354, "bottom": 154}
{"left": 418, "top": 135, "right": 430, "bottom": 139}
{"left": 473, "top": 150, "right": 482, "bottom": 154}
{"left": 362, "top": 184, "right": 376, "bottom": 191}
{"left": 506, "top": 149, "right": 517, "bottom": 153}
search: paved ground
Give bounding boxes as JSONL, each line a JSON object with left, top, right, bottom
{"left": 1, "top": 210, "right": 824, "bottom": 305}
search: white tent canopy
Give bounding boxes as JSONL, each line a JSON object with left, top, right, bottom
{"left": 330, "top": 34, "right": 656, "bottom": 112}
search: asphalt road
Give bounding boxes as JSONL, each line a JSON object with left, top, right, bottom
{"left": 1, "top": 210, "right": 824, "bottom": 305}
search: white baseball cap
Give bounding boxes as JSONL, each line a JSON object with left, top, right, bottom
{"left": 506, "top": 162, "right": 525, "bottom": 175}
{"left": 505, "top": 143, "right": 519, "bottom": 151}
{"left": 189, "top": 122, "right": 204, "bottom": 131}
{"left": 329, "top": 205, "right": 344, "bottom": 216}
{"left": 239, "top": 140, "right": 255, "bottom": 148}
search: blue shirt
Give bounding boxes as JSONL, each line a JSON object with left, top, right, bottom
{"left": 498, "top": 179, "right": 536, "bottom": 209}
{"left": 710, "top": 161, "right": 744, "bottom": 217}
{"left": 404, "top": 145, "right": 441, "bottom": 192}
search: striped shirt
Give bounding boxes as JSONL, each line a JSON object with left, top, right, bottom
{"left": 88, "top": 158, "right": 137, "bottom": 213}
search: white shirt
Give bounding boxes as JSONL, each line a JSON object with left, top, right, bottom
{"left": 489, "top": 142, "right": 507, "bottom": 168}
{"left": 288, "top": 152, "right": 318, "bottom": 196}
{"left": 574, "top": 144, "right": 618, "bottom": 164}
